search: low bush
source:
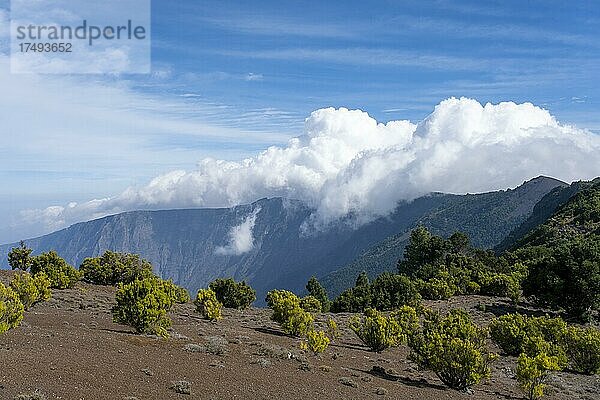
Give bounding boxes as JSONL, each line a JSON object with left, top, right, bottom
{"left": 194, "top": 289, "right": 223, "bottom": 321}
{"left": 266, "top": 290, "right": 314, "bottom": 336}
{"left": 349, "top": 307, "right": 416, "bottom": 352}
{"left": 417, "top": 273, "right": 456, "bottom": 300}
{"left": 9, "top": 272, "right": 51, "bottom": 310}
{"left": 302, "top": 330, "right": 330, "bottom": 354}
{"left": 80, "top": 251, "right": 154, "bottom": 285}
{"left": 112, "top": 278, "right": 174, "bottom": 338}
{"left": 564, "top": 326, "right": 600, "bottom": 374}
{"left": 0, "top": 282, "right": 24, "bottom": 334}
{"left": 489, "top": 313, "right": 528, "bottom": 356}
{"left": 490, "top": 314, "right": 567, "bottom": 363}
{"left": 370, "top": 272, "right": 421, "bottom": 311}
{"left": 300, "top": 295, "right": 322, "bottom": 313}
{"left": 517, "top": 352, "right": 561, "bottom": 400}
{"left": 480, "top": 273, "right": 521, "bottom": 303}
{"left": 208, "top": 278, "right": 256, "bottom": 309}
{"left": 30, "top": 251, "right": 82, "bottom": 289}
{"left": 326, "top": 318, "right": 341, "bottom": 340}
{"left": 409, "top": 309, "right": 496, "bottom": 391}
{"left": 159, "top": 279, "right": 190, "bottom": 304}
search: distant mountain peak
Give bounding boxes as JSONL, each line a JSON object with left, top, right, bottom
{"left": 520, "top": 175, "right": 568, "bottom": 188}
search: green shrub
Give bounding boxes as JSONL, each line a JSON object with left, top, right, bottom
{"left": 490, "top": 314, "right": 567, "bottom": 364}
{"left": 409, "top": 309, "right": 496, "bottom": 390}
{"left": 370, "top": 272, "right": 421, "bottom": 311}
{"left": 306, "top": 276, "right": 330, "bottom": 312}
{"left": 80, "top": 251, "right": 154, "bottom": 285}
{"left": 517, "top": 352, "right": 561, "bottom": 400}
{"left": 208, "top": 278, "right": 256, "bottom": 309}
{"left": 326, "top": 318, "right": 341, "bottom": 340}
{"left": 300, "top": 295, "right": 322, "bottom": 313}
{"left": 302, "top": 330, "right": 330, "bottom": 354}
{"left": 480, "top": 273, "right": 521, "bottom": 303}
{"left": 350, "top": 307, "right": 415, "bottom": 352}
{"left": 194, "top": 289, "right": 223, "bottom": 321}
{"left": 266, "top": 290, "right": 314, "bottom": 336}
{"left": 565, "top": 326, "right": 600, "bottom": 374}
{"left": 489, "top": 313, "right": 528, "bottom": 356}
{"left": 8, "top": 241, "right": 33, "bottom": 271}
{"left": 331, "top": 286, "right": 371, "bottom": 313}
{"left": 331, "top": 272, "right": 372, "bottom": 313}
{"left": 112, "top": 278, "right": 174, "bottom": 338}
{"left": 0, "top": 282, "right": 24, "bottom": 334}
{"left": 9, "top": 272, "right": 51, "bottom": 310}
{"left": 418, "top": 273, "right": 456, "bottom": 300}
{"left": 158, "top": 279, "right": 191, "bottom": 304}
{"left": 30, "top": 251, "right": 82, "bottom": 289}
{"left": 174, "top": 285, "right": 191, "bottom": 304}
{"left": 391, "top": 305, "right": 420, "bottom": 337}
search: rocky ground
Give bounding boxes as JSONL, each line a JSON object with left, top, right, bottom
{"left": 1, "top": 270, "right": 598, "bottom": 400}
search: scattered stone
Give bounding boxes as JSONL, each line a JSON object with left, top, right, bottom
{"left": 13, "top": 390, "right": 46, "bottom": 400}
{"left": 183, "top": 343, "right": 206, "bottom": 353}
{"left": 205, "top": 336, "right": 228, "bottom": 355}
{"left": 339, "top": 377, "right": 358, "bottom": 388}
{"left": 252, "top": 358, "right": 272, "bottom": 368}
{"left": 298, "top": 362, "right": 312, "bottom": 371}
{"left": 256, "top": 343, "right": 291, "bottom": 359}
{"left": 209, "top": 360, "right": 225, "bottom": 368}
{"left": 169, "top": 381, "right": 191, "bottom": 395}
{"left": 374, "top": 387, "right": 388, "bottom": 396}
{"left": 318, "top": 365, "right": 332, "bottom": 372}
{"left": 170, "top": 332, "right": 189, "bottom": 340}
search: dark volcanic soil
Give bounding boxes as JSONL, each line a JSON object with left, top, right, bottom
{"left": 1, "top": 271, "right": 598, "bottom": 400}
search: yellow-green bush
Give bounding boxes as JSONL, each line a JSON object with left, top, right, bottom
{"left": 490, "top": 314, "right": 567, "bottom": 361}
{"left": 480, "top": 273, "right": 521, "bottom": 303}
{"left": 194, "top": 289, "right": 223, "bottom": 321}
{"left": 0, "top": 282, "right": 24, "bottom": 334}
{"left": 266, "top": 290, "right": 314, "bottom": 336}
{"left": 80, "top": 251, "right": 154, "bottom": 286}
{"left": 9, "top": 272, "right": 51, "bottom": 310}
{"left": 302, "top": 329, "right": 330, "bottom": 354}
{"left": 349, "top": 307, "right": 413, "bottom": 352}
{"left": 159, "top": 279, "right": 191, "bottom": 304}
{"left": 300, "top": 295, "right": 322, "bottom": 313}
{"left": 417, "top": 273, "right": 457, "bottom": 300}
{"left": 112, "top": 278, "right": 175, "bottom": 338}
{"left": 208, "top": 278, "right": 256, "bottom": 309}
{"left": 326, "top": 318, "right": 341, "bottom": 340}
{"left": 409, "top": 309, "right": 496, "bottom": 390}
{"left": 489, "top": 313, "right": 528, "bottom": 356}
{"left": 517, "top": 352, "right": 561, "bottom": 400}
{"left": 565, "top": 326, "right": 600, "bottom": 375}
{"left": 30, "top": 251, "right": 82, "bottom": 289}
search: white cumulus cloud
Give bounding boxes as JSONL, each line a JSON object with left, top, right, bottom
{"left": 20, "top": 97, "right": 600, "bottom": 235}
{"left": 215, "top": 208, "right": 261, "bottom": 256}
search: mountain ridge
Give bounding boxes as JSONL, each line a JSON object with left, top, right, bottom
{"left": 0, "top": 176, "right": 567, "bottom": 302}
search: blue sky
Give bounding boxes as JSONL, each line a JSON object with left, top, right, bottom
{"left": 0, "top": 0, "right": 599, "bottom": 242}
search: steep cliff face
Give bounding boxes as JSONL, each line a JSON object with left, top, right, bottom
{"left": 0, "top": 177, "right": 566, "bottom": 302}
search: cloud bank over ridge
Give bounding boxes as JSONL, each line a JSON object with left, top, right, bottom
{"left": 21, "top": 97, "right": 600, "bottom": 235}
